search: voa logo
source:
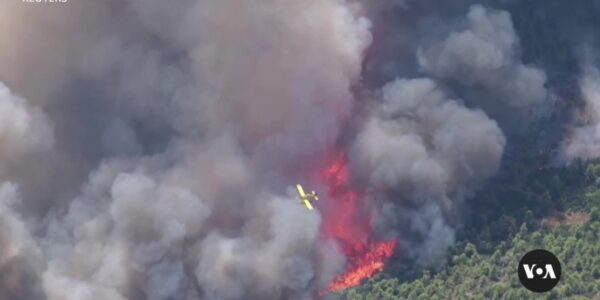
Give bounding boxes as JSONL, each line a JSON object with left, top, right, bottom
{"left": 522, "top": 264, "right": 557, "bottom": 279}
{"left": 518, "top": 249, "right": 561, "bottom": 292}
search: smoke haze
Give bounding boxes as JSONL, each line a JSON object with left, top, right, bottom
{"left": 0, "top": 0, "right": 596, "bottom": 299}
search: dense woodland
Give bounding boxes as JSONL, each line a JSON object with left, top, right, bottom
{"left": 342, "top": 155, "right": 600, "bottom": 299}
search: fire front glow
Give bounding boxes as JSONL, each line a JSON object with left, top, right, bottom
{"left": 320, "top": 152, "right": 397, "bottom": 293}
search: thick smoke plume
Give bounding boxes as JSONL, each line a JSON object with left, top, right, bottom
{"left": 0, "top": 0, "right": 572, "bottom": 299}
{"left": 0, "top": 1, "right": 370, "bottom": 299}
{"left": 417, "top": 5, "right": 546, "bottom": 109}
{"left": 349, "top": 4, "right": 544, "bottom": 268}
{"left": 351, "top": 77, "right": 505, "bottom": 266}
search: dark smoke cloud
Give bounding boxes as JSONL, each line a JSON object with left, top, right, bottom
{"left": 563, "top": 65, "right": 600, "bottom": 160}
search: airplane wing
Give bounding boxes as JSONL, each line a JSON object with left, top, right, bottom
{"left": 296, "top": 184, "right": 306, "bottom": 198}
{"left": 303, "top": 199, "right": 314, "bottom": 210}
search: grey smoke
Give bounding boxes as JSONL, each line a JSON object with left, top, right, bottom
{"left": 0, "top": 83, "right": 53, "bottom": 171}
{"left": 0, "top": 1, "right": 370, "bottom": 299}
{"left": 351, "top": 77, "right": 505, "bottom": 266}
{"left": 563, "top": 65, "right": 600, "bottom": 160}
{"left": 418, "top": 5, "right": 547, "bottom": 110}
{"left": 0, "top": 0, "right": 563, "bottom": 299}
{"left": 345, "top": 3, "right": 553, "bottom": 268}
{"left": 0, "top": 183, "right": 46, "bottom": 299}
{"left": 410, "top": 204, "right": 455, "bottom": 268}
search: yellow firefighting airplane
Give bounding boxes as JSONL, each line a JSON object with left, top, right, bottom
{"left": 296, "top": 184, "right": 319, "bottom": 210}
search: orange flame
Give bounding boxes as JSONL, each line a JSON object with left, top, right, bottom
{"left": 328, "top": 240, "right": 397, "bottom": 291}
{"left": 319, "top": 152, "right": 397, "bottom": 293}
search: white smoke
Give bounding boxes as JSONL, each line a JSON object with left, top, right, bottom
{"left": 0, "top": 83, "right": 53, "bottom": 172}
{"left": 0, "top": 182, "right": 46, "bottom": 299}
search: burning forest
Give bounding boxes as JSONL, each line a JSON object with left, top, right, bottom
{"left": 2, "top": 0, "right": 590, "bottom": 299}
{"left": 320, "top": 152, "right": 397, "bottom": 293}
